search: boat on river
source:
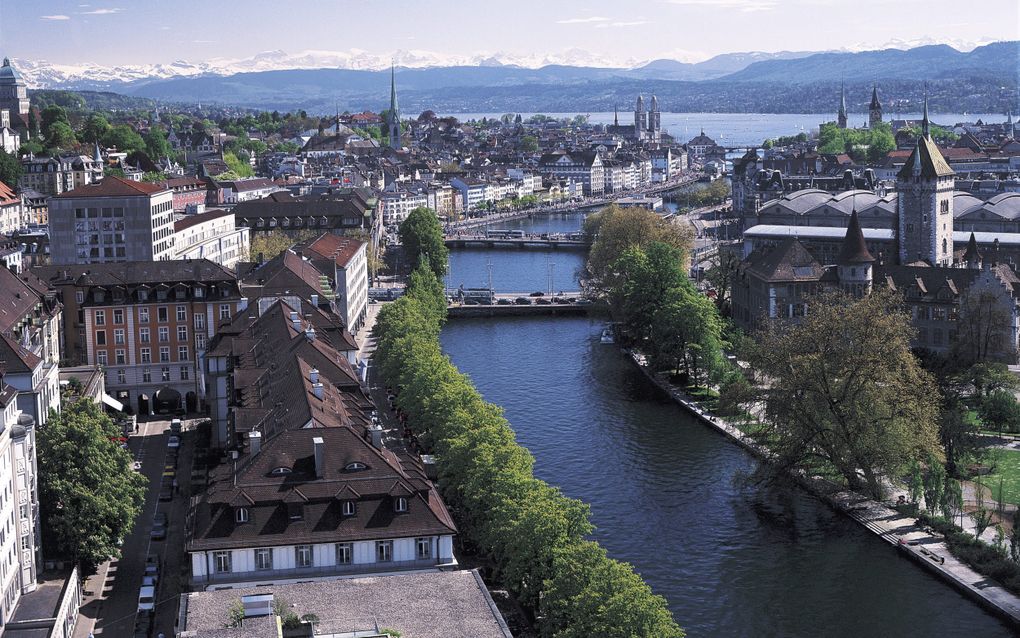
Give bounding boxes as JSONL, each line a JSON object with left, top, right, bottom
{"left": 600, "top": 326, "right": 615, "bottom": 344}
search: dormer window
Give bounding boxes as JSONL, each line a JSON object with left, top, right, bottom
{"left": 288, "top": 503, "right": 303, "bottom": 521}
{"left": 270, "top": 467, "right": 292, "bottom": 476}
{"left": 236, "top": 507, "right": 249, "bottom": 523}
{"left": 344, "top": 462, "right": 367, "bottom": 472}
{"left": 394, "top": 497, "right": 408, "bottom": 513}
{"left": 341, "top": 500, "right": 356, "bottom": 516}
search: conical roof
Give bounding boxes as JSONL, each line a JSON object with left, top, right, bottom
{"left": 897, "top": 135, "right": 954, "bottom": 180}
{"left": 963, "top": 232, "right": 982, "bottom": 263}
{"left": 838, "top": 209, "right": 874, "bottom": 264}
{"left": 870, "top": 85, "right": 881, "bottom": 109}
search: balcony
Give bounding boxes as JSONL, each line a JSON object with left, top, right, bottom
{"left": 194, "top": 557, "right": 444, "bottom": 587}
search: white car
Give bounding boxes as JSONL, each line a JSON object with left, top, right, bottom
{"left": 137, "top": 585, "right": 155, "bottom": 613}
{"left": 167, "top": 435, "right": 181, "bottom": 449}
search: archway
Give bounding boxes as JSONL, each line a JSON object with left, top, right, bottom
{"left": 153, "top": 388, "right": 182, "bottom": 415}
{"left": 185, "top": 391, "right": 198, "bottom": 413}
{"left": 138, "top": 394, "right": 150, "bottom": 415}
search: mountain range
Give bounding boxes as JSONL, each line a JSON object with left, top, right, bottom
{"left": 16, "top": 41, "right": 1018, "bottom": 114}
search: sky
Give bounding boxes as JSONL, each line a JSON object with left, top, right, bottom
{"left": 1, "top": 0, "right": 1017, "bottom": 67}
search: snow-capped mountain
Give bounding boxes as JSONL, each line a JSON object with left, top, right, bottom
{"left": 11, "top": 48, "right": 644, "bottom": 89}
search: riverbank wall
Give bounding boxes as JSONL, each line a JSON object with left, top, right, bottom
{"left": 448, "top": 304, "right": 592, "bottom": 318}
{"left": 627, "top": 349, "right": 1020, "bottom": 628}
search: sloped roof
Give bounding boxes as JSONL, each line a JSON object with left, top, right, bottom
{"left": 743, "top": 238, "right": 826, "bottom": 283}
{"left": 54, "top": 176, "right": 167, "bottom": 199}
{"left": 838, "top": 210, "right": 874, "bottom": 264}
{"left": 897, "top": 136, "right": 954, "bottom": 180}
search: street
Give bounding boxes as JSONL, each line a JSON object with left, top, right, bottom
{"left": 74, "top": 416, "right": 197, "bottom": 638}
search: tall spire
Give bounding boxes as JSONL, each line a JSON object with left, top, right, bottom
{"left": 838, "top": 208, "right": 874, "bottom": 265}
{"left": 837, "top": 80, "right": 848, "bottom": 128}
{"left": 922, "top": 84, "right": 930, "bottom": 139}
{"left": 614, "top": 105, "right": 618, "bottom": 127}
{"left": 388, "top": 62, "right": 401, "bottom": 149}
{"left": 870, "top": 84, "right": 881, "bottom": 110}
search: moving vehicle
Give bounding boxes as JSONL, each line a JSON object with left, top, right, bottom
{"left": 167, "top": 435, "right": 180, "bottom": 449}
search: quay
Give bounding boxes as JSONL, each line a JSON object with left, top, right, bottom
{"left": 626, "top": 349, "right": 1020, "bottom": 629}
{"left": 444, "top": 234, "right": 586, "bottom": 250}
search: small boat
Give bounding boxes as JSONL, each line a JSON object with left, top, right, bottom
{"left": 600, "top": 327, "right": 615, "bottom": 344}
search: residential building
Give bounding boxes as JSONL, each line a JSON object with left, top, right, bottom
{"left": 33, "top": 260, "right": 242, "bottom": 415}
{"left": 0, "top": 180, "right": 25, "bottom": 234}
{"left": 194, "top": 300, "right": 456, "bottom": 586}
{"left": 158, "top": 176, "right": 209, "bottom": 212}
{"left": 0, "top": 109, "right": 19, "bottom": 154}
{"left": 297, "top": 234, "right": 369, "bottom": 333}
{"left": 379, "top": 188, "right": 428, "bottom": 224}
{"left": 234, "top": 191, "right": 374, "bottom": 236}
{"left": 538, "top": 151, "right": 605, "bottom": 196}
{"left": 177, "top": 570, "right": 512, "bottom": 636}
{"left": 48, "top": 177, "right": 176, "bottom": 264}
{"left": 215, "top": 179, "right": 282, "bottom": 205}
{"left": 19, "top": 157, "right": 78, "bottom": 198}
{"left": 448, "top": 177, "right": 488, "bottom": 212}
{"left": 172, "top": 209, "right": 251, "bottom": 269}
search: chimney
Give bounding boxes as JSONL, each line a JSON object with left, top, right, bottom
{"left": 369, "top": 424, "right": 384, "bottom": 450}
{"left": 305, "top": 326, "right": 316, "bottom": 341}
{"left": 249, "top": 430, "right": 262, "bottom": 456}
{"left": 231, "top": 450, "right": 239, "bottom": 460}
{"left": 309, "top": 368, "right": 319, "bottom": 384}
{"left": 238, "top": 297, "right": 248, "bottom": 311}
{"left": 312, "top": 382, "right": 324, "bottom": 400}
{"left": 310, "top": 293, "right": 319, "bottom": 307}
{"left": 313, "top": 436, "right": 325, "bottom": 478}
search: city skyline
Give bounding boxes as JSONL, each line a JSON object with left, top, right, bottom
{"left": 0, "top": 0, "right": 1016, "bottom": 68}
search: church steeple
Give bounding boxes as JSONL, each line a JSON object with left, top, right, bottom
{"left": 837, "top": 80, "right": 848, "bottom": 129}
{"left": 921, "top": 86, "right": 931, "bottom": 140}
{"left": 614, "top": 105, "right": 618, "bottom": 127}
{"left": 869, "top": 85, "right": 882, "bottom": 128}
{"left": 388, "top": 63, "right": 401, "bottom": 149}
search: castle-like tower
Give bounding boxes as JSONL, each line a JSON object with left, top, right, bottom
{"left": 869, "top": 85, "right": 882, "bottom": 129}
{"left": 896, "top": 95, "right": 955, "bottom": 266}
{"left": 648, "top": 94, "right": 661, "bottom": 141}
{"left": 634, "top": 95, "right": 647, "bottom": 140}
{"left": 837, "top": 81, "right": 848, "bottom": 129}
{"left": 388, "top": 64, "right": 401, "bottom": 149}
{"left": 0, "top": 57, "right": 30, "bottom": 135}
{"left": 837, "top": 208, "right": 875, "bottom": 297}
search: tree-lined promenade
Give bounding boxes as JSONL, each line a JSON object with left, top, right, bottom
{"left": 378, "top": 210, "right": 684, "bottom": 636}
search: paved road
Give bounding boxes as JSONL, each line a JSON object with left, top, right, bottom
{"left": 73, "top": 416, "right": 196, "bottom": 638}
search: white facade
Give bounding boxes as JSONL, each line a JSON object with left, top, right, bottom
{"left": 336, "top": 242, "right": 369, "bottom": 334}
{"left": 173, "top": 212, "right": 251, "bottom": 269}
{"left": 380, "top": 190, "right": 428, "bottom": 224}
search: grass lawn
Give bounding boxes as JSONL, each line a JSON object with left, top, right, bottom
{"left": 982, "top": 447, "right": 1020, "bottom": 505}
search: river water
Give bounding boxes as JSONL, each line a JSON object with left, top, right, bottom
{"left": 439, "top": 213, "right": 1012, "bottom": 637}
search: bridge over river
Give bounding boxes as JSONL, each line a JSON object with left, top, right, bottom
{"left": 444, "top": 233, "right": 586, "bottom": 250}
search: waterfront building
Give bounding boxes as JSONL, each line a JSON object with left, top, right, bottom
{"left": 233, "top": 190, "right": 374, "bottom": 236}
{"left": 32, "top": 260, "right": 242, "bottom": 414}
{"left": 296, "top": 233, "right": 369, "bottom": 333}
{"left": 0, "top": 180, "right": 26, "bottom": 234}
{"left": 538, "top": 150, "right": 605, "bottom": 196}
{"left": 193, "top": 300, "right": 456, "bottom": 587}
{"left": 48, "top": 177, "right": 176, "bottom": 265}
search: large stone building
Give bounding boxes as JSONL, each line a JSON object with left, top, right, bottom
{"left": 539, "top": 151, "right": 605, "bottom": 196}
{"left": 33, "top": 260, "right": 242, "bottom": 415}
{"left": 0, "top": 58, "right": 30, "bottom": 137}
{"left": 194, "top": 300, "right": 456, "bottom": 587}
{"left": 48, "top": 177, "right": 176, "bottom": 264}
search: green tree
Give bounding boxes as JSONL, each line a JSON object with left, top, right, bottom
{"left": 0, "top": 150, "right": 22, "bottom": 188}
{"left": 40, "top": 105, "right": 69, "bottom": 139}
{"left": 399, "top": 207, "right": 449, "bottom": 278}
{"left": 652, "top": 283, "right": 724, "bottom": 386}
{"left": 520, "top": 135, "right": 539, "bottom": 153}
{"left": 223, "top": 151, "right": 254, "bottom": 178}
{"left": 80, "top": 114, "right": 111, "bottom": 145}
{"left": 248, "top": 229, "right": 317, "bottom": 261}
{"left": 866, "top": 122, "right": 895, "bottom": 162}
{"left": 44, "top": 121, "right": 78, "bottom": 149}
{"left": 611, "top": 242, "right": 686, "bottom": 345}
{"left": 541, "top": 540, "right": 684, "bottom": 638}
{"left": 980, "top": 389, "right": 1020, "bottom": 434}
{"left": 144, "top": 128, "right": 173, "bottom": 160}
{"left": 747, "top": 289, "right": 942, "bottom": 499}
{"left": 37, "top": 401, "right": 147, "bottom": 573}
{"left": 102, "top": 124, "right": 146, "bottom": 154}
{"left": 965, "top": 362, "right": 1020, "bottom": 400}
{"left": 922, "top": 456, "right": 946, "bottom": 514}
{"left": 939, "top": 398, "right": 980, "bottom": 476}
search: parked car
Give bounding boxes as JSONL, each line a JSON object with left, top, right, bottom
{"left": 153, "top": 511, "right": 168, "bottom": 527}
{"left": 529, "top": 291, "right": 544, "bottom": 297}
{"left": 496, "top": 298, "right": 513, "bottom": 305}
{"left": 144, "top": 553, "right": 160, "bottom": 579}
{"left": 149, "top": 524, "right": 166, "bottom": 541}
{"left": 170, "top": 418, "right": 182, "bottom": 434}
{"left": 132, "top": 460, "right": 143, "bottom": 472}
{"left": 514, "top": 297, "right": 532, "bottom": 305}
{"left": 536, "top": 298, "right": 552, "bottom": 305}
{"left": 158, "top": 485, "right": 173, "bottom": 502}
{"left": 167, "top": 435, "right": 181, "bottom": 449}
{"left": 137, "top": 585, "right": 155, "bottom": 614}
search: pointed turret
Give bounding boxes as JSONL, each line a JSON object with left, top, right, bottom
{"left": 870, "top": 85, "right": 881, "bottom": 110}
{"left": 921, "top": 87, "right": 931, "bottom": 140}
{"left": 93, "top": 141, "right": 102, "bottom": 162}
{"left": 963, "top": 231, "right": 982, "bottom": 268}
{"left": 838, "top": 209, "right": 874, "bottom": 264}
{"left": 1007, "top": 110, "right": 1015, "bottom": 140}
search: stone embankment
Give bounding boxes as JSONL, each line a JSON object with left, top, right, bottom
{"left": 627, "top": 350, "right": 1020, "bottom": 628}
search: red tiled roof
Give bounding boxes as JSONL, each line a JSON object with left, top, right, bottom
{"left": 0, "top": 181, "right": 16, "bottom": 206}
{"left": 303, "top": 233, "right": 366, "bottom": 268}
{"left": 54, "top": 176, "right": 168, "bottom": 199}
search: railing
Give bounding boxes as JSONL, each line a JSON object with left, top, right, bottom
{"left": 195, "top": 557, "right": 440, "bottom": 586}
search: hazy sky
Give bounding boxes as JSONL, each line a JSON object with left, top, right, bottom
{"left": 1, "top": 0, "right": 1017, "bottom": 66}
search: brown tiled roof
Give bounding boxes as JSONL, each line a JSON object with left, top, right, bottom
{"left": 0, "top": 267, "right": 52, "bottom": 333}
{"left": 0, "top": 181, "right": 16, "bottom": 206}
{"left": 897, "top": 136, "right": 954, "bottom": 180}
{"left": 742, "top": 238, "right": 826, "bottom": 283}
{"left": 33, "top": 259, "right": 235, "bottom": 287}
{"left": 0, "top": 334, "right": 41, "bottom": 374}
{"left": 173, "top": 208, "right": 233, "bottom": 232}
{"left": 302, "top": 233, "right": 366, "bottom": 268}
{"left": 54, "top": 176, "right": 168, "bottom": 199}
{"left": 837, "top": 210, "right": 874, "bottom": 264}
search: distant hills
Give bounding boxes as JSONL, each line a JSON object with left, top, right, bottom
{"left": 18, "top": 42, "right": 1019, "bottom": 114}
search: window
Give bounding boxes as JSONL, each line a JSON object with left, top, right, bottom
{"left": 178, "top": 346, "right": 189, "bottom": 361}
{"left": 75, "top": 291, "right": 85, "bottom": 304}
{"left": 342, "top": 500, "right": 356, "bottom": 516}
{"left": 139, "top": 328, "right": 150, "bottom": 343}
{"left": 394, "top": 497, "right": 408, "bottom": 513}
{"left": 161, "top": 367, "right": 171, "bottom": 382}
{"left": 117, "top": 369, "right": 126, "bottom": 384}
{"left": 142, "top": 369, "right": 151, "bottom": 383}
{"left": 194, "top": 286, "right": 204, "bottom": 298}
{"left": 416, "top": 537, "right": 431, "bottom": 559}
{"left": 115, "top": 349, "right": 125, "bottom": 365}
{"left": 344, "top": 462, "right": 367, "bottom": 471}
{"left": 158, "top": 327, "right": 169, "bottom": 342}
{"left": 158, "top": 307, "right": 168, "bottom": 322}
{"left": 213, "top": 551, "right": 231, "bottom": 574}
{"left": 219, "top": 304, "right": 231, "bottom": 321}
{"left": 180, "top": 366, "right": 190, "bottom": 381}
{"left": 196, "top": 334, "right": 207, "bottom": 350}
{"left": 194, "top": 313, "right": 206, "bottom": 330}
{"left": 94, "top": 310, "right": 105, "bottom": 326}
{"left": 114, "top": 329, "right": 125, "bottom": 345}
{"left": 177, "top": 326, "right": 188, "bottom": 341}
{"left": 96, "top": 351, "right": 108, "bottom": 366}
{"left": 159, "top": 347, "right": 170, "bottom": 363}
{"left": 375, "top": 540, "right": 392, "bottom": 562}
{"left": 96, "top": 330, "right": 106, "bottom": 346}
{"left": 235, "top": 507, "right": 249, "bottom": 523}
{"left": 254, "top": 548, "right": 272, "bottom": 570}
{"left": 140, "top": 348, "right": 151, "bottom": 364}
{"left": 270, "top": 467, "right": 292, "bottom": 476}
{"left": 113, "top": 309, "right": 124, "bottom": 324}
{"left": 138, "top": 307, "right": 149, "bottom": 323}
{"left": 295, "top": 545, "right": 313, "bottom": 568}
{"left": 176, "top": 306, "right": 187, "bottom": 321}
{"left": 335, "top": 542, "right": 352, "bottom": 565}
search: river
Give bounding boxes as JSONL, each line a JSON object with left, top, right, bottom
{"left": 439, "top": 213, "right": 1013, "bottom": 637}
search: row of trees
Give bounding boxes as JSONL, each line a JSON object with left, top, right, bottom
{"left": 817, "top": 121, "right": 896, "bottom": 163}
{"left": 373, "top": 211, "right": 683, "bottom": 636}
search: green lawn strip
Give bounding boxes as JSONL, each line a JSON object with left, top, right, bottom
{"left": 982, "top": 448, "right": 1020, "bottom": 505}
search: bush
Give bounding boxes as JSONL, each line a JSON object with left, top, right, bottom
{"left": 915, "top": 511, "right": 1020, "bottom": 594}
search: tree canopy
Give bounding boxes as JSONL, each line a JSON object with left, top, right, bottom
{"left": 399, "top": 207, "right": 449, "bottom": 278}
{"left": 0, "top": 150, "right": 22, "bottom": 188}
{"left": 746, "top": 289, "right": 942, "bottom": 499}
{"left": 37, "top": 401, "right": 147, "bottom": 573}
{"left": 818, "top": 121, "right": 895, "bottom": 163}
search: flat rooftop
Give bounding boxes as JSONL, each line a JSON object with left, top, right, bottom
{"left": 179, "top": 569, "right": 512, "bottom": 638}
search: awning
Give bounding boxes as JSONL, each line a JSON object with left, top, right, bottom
{"left": 101, "top": 393, "right": 124, "bottom": 412}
